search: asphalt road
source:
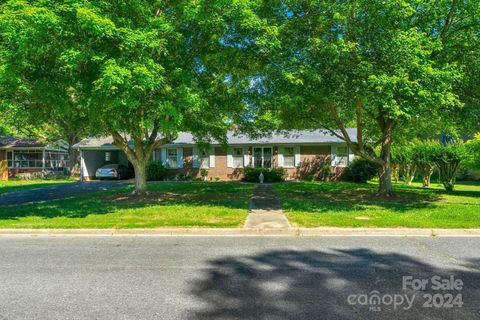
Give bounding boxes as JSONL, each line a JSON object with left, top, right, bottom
{"left": 0, "top": 181, "right": 126, "bottom": 206}
{"left": 0, "top": 236, "right": 479, "bottom": 320}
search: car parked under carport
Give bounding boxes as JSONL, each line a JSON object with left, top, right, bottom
{"left": 79, "top": 148, "right": 134, "bottom": 181}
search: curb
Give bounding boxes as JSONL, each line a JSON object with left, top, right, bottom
{"left": 1, "top": 228, "right": 480, "bottom": 237}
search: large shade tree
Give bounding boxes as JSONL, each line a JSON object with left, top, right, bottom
{"left": 0, "top": 0, "right": 260, "bottom": 193}
{"left": 0, "top": 2, "right": 91, "bottom": 170}
{"left": 236, "top": 0, "right": 478, "bottom": 196}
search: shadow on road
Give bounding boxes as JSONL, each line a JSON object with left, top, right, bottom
{"left": 189, "top": 249, "right": 480, "bottom": 319}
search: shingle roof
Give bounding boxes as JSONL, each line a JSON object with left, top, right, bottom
{"left": 0, "top": 136, "right": 46, "bottom": 148}
{"left": 74, "top": 129, "right": 357, "bottom": 149}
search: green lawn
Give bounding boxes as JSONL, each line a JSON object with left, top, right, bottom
{"left": 274, "top": 181, "right": 480, "bottom": 228}
{"left": 0, "top": 182, "right": 254, "bottom": 229}
{"left": 0, "top": 178, "right": 77, "bottom": 194}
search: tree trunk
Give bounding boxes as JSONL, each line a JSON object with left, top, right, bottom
{"left": 378, "top": 161, "right": 394, "bottom": 196}
{"left": 419, "top": 165, "right": 433, "bottom": 188}
{"left": 403, "top": 164, "right": 416, "bottom": 185}
{"left": 437, "top": 162, "right": 459, "bottom": 191}
{"left": 392, "top": 163, "right": 400, "bottom": 183}
{"left": 132, "top": 160, "right": 148, "bottom": 195}
{"left": 68, "top": 147, "right": 77, "bottom": 172}
{"left": 376, "top": 119, "right": 394, "bottom": 197}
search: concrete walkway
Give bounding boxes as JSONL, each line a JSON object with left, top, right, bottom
{"left": 244, "top": 184, "right": 291, "bottom": 229}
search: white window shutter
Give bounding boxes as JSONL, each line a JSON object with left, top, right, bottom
{"left": 227, "top": 148, "right": 233, "bottom": 168}
{"left": 209, "top": 147, "right": 215, "bottom": 167}
{"left": 192, "top": 147, "right": 199, "bottom": 168}
{"left": 161, "top": 148, "right": 167, "bottom": 166}
{"left": 348, "top": 148, "right": 355, "bottom": 164}
{"left": 177, "top": 147, "right": 183, "bottom": 168}
{"left": 243, "top": 148, "right": 249, "bottom": 167}
{"left": 278, "top": 146, "right": 284, "bottom": 167}
{"left": 331, "top": 145, "right": 337, "bottom": 166}
{"left": 294, "top": 146, "right": 301, "bottom": 167}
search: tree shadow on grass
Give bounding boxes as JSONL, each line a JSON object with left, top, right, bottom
{"left": 393, "top": 182, "right": 480, "bottom": 199}
{"left": 278, "top": 186, "right": 443, "bottom": 213}
{"left": 0, "top": 182, "right": 72, "bottom": 194}
{"left": 0, "top": 182, "right": 254, "bottom": 221}
{"left": 188, "top": 249, "right": 480, "bottom": 320}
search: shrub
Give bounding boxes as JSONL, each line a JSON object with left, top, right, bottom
{"left": 431, "top": 142, "right": 467, "bottom": 191}
{"left": 146, "top": 161, "right": 166, "bottom": 181}
{"left": 465, "top": 133, "right": 480, "bottom": 170}
{"left": 243, "top": 167, "right": 286, "bottom": 183}
{"left": 200, "top": 169, "right": 208, "bottom": 181}
{"left": 346, "top": 159, "right": 377, "bottom": 183}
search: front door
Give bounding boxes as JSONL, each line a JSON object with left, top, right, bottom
{"left": 253, "top": 147, "right": 272, "bottom": 168}
{"left": 253, "top": 147, "right": 263, "bottom": 168}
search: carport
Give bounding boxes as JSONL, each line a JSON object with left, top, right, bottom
{"left": 79, "top": 149, "right": 130, "bottom": 181}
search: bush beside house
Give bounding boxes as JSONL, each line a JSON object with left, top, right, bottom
{"left": 146, "top": 161, "right": 166, "bottom": 181}
{"left": 346, "top": 159, "right": 377, "bottom": 183}
{"left": 243, "top": 167, "right": 286, "bottom": 183}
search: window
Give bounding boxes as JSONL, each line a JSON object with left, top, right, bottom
{"left": 167, "top": 149, "right": 178, "bottom": 168}
{"left": 6, "top": 150, "right": 68, "bottom": 170}
{"left": 11, "top": 150, "right": 43, "bottom": 168}
{"left": 283, "top": 147, "right": 295, "bottom": 167}
{"left": 105, "top": 152, "right": 111, "bottom": 162}
{"left": 336, "top": 145, "right": 349, "bottom": 167}
{"left": 45, "top": 151, "right": 69, "bottom": 170}
{"left": 233, "top": 148, "right": 244, "bottom": 168}
{"left": 198, "top": 150, "right": 209, "bottom": 168}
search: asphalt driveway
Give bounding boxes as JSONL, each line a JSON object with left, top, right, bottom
{"left": 0, "top": 236, "right": 478, "bottom": 320}
{"left": 0, "top": 181, "right": 126, "bottom": 206}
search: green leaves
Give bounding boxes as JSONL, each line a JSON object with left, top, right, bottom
{"left": 76, "top": 7, "right": 115, "bottom": 37}
{"left": 465, "top": 133, "right": 480, "bottom": 170}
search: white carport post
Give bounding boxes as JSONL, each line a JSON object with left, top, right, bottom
{"left": 80, "top": 150, "right": 84, "bottom": 182}
{"left": 42, "top": 149, "right": 46, "bottom": 170}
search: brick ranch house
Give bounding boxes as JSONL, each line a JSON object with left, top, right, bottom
{"left": 75, "top": 129, "right": 356, "bottom": 181}
{"left": 0, "top": 136, "right": 69, "bottom": 176}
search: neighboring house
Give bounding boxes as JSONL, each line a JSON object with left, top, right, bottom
{"left": 0, "top": 136, "right": 70, "bottom": 175}
{"left": 75, "top": 129, "right": 356, "bottom": 181}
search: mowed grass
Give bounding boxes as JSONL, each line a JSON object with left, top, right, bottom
{"left": 0, "top": 182, "right": 254, "bottom": 228}
{"left": 0, "top": 178, "right": 77, "bottom": 194}
{"left": 274, "top": 181, "right": 480, "bottom": 228}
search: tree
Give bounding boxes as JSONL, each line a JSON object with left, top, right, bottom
{"left": 412, "top": 140, "right": 439, "bottom": 188}
{"left": 465, "top": 133, "right": 480, "bottom": 170}
{"left": 0, "top": 1, "right": 91, "bottom": 171}
{"left": 0, "top": 0, "right": 249, "bottom": 193}
{"left": 391, "top": 143, "right": 418, "bottom": 185}
{"left": 234, "top": 0, "right": 478, "bottom": 196}
{"left": 432, "top": 142, "right": 467, "bottom": 191}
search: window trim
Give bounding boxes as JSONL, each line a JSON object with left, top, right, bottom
{"left": 232, "top": 147, "right": 244, "bottom": 168}
{"left": 282, "top": 147, "right": 295, "bottom": 168}
{"left": 167, "top": 148, "right": 178, "bottom": 168}
{"left": 198, "top": 149, "right": 210, "bottom": 169}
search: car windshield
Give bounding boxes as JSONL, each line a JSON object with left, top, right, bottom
{"left": 101, "top": 164, "right": 119, "bottom": 169}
